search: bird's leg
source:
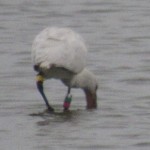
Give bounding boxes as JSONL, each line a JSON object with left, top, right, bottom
{"left": 63, "top": 87, "right": 72, "bottom": 111}
{"left": 36, "top": 73, "right": 54, "bottom": 112}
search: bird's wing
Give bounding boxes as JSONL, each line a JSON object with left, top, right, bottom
{"left": 32, "top": 27, "right": 87, "bottom": 73}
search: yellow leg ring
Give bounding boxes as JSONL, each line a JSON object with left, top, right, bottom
{"left": 36, "top": 74, "right": 44, "bottom": 82}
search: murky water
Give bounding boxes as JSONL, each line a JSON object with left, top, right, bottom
{"left": 1, "top": 0, "right": 150, "bottom": 149}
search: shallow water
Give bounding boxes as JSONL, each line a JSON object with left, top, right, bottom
{"left": 1, "top": 0, "right": 150, "bottom": 149}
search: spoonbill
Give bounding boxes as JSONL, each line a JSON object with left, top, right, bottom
{"left": 32, "top": 27, "right": 98, "bottom": 112}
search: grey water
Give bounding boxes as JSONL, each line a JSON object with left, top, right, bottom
{"left": 0, "top": 0, "right": 150, "bottom": 149}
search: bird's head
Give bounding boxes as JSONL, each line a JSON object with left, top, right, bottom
{"left": 84, "top": 84, "right": 98, "bottom": 109}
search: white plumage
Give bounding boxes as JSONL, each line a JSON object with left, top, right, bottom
{"left": 32, "top": 27, "right": 87, "bottom": 74}
{"left": 32, "top": 27, "right": 97, "bottom": 111}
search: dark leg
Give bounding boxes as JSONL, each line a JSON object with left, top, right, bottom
{"left": 36, "top": 73, "right": 54, "bottom": 112}
{"left": 67, "top": 87, "right": 71, "bottom": 96}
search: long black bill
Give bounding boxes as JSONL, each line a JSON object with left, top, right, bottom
{"left": 36, "top": 74, "right": 54, "bottom": 112}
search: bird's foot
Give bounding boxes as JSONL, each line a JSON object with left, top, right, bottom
{"left": 45, "top": 106, "right": 55, "bottom": 113}
{"left": 63, "top": 108, "right": 71, "bottom": 112}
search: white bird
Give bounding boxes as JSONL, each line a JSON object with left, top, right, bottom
{"left": 32, "top": 27, "right": 98, "bottom": 112}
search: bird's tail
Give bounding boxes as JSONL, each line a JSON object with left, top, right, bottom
{"left": 34, "top": 62, "right": 50, "bottom": 72}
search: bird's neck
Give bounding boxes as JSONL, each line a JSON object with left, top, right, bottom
{"left": 72, "top": 68, "right": 97, "bottom": 109}
{"left": 70, "top": 68, "right": 97, "bottom": 91}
